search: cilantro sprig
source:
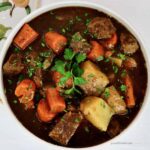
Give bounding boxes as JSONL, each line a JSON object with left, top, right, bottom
{"left": 52, "top": 48, "right": 87, "bottom": 95}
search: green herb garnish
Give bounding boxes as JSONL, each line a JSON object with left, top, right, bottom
{"left": 120, "top": 84, "right": 127, "bottom": 92}
{"left": 103, "top": 88, "right": 110, "bottom": 99}
{"left": 8, "top": 79, "right": 13, "bottom": 85}
{"left": 52, "top": 48, "right": 87, "bottom": 95}
{"left": 75, "top": 53, "right": 86, "bottom": 63}
{"left": 84, "top": 126, "right": 90, "bottom": 133}
{"left": 121, "top": 69, "right": 127, "bottom": 77}
{"left": 117, "top": 53, "right": 126, "bottom": 60}
{"left": 74, "top": 117, "right": 81, "bottom": 123}
{"left": 13, "top": 100, "right": 18, "bottom": 104}
{"left": 112, "top": 65, "right": 118, "bottom": 74}
{"left": 97, "top": 56, "right": 104, "bottom": 61}
{"left": 40, "top": 51, "right": 51, "bottom": 58}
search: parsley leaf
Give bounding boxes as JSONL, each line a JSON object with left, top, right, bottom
{"left": 64, "top": 87, "right": 74, "bottom": 95}
{"left": 51, "top": 60, "right": 66, "bottom": 75}
{"left": 40, "top": 51, "right": 51, "bottom": 58}
{"left": 120, "top": 84, "right": 127, "bottom": 92}
{"left": 59, "top": 71, "right": 72, "bottom": 86}
{"left": 74, "top": 77, "right": 86, "bottom": 85}
{"left": 97, "top": 56, "right": 104, "bottom": 61}
{"left": 64, "top": 48, "right": 75, "bottom": 60}
{"left": 75, "top": 53, "right": 86, "bottom": 63}
{"left": 112, "top": 65, "right": 118, "bottom": 74}
{"left": 103, "top": 88, "right": 110, "bottom": 99}
{"left": 117, "top": 53, "right": 126, "bottom": 60}
{"left": 72, "top": 63, "right": 84, "bottom": 77}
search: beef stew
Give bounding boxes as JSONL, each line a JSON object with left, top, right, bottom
{"left": 3, "top": 7, "right": 147, "bottom": 148}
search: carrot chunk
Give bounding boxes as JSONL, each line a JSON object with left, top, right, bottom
{"left": 105, "top": 50, "right": 113, "bottom": 58}
{"left": 87, "top": 41, "right": 104, "bottom": 61}
{"left": 46, "top": 87, "right": 66, "bottom": 113}
{"left": 15, "top": 79, "right": 36, "bottom": 104}
{"left": 124, "top": 74, "right": 135, "bottom": 108}
{"left": 13, "top": 24, "right": 38, "bottom": 50}
{"left": 102, "top": 33, "right": 118, "bottom": 49}
{"left": 37, "top": 99, "right": 56, "bottom": 122}
{"left": 45, "top": 31, "right": 67, "bottom": 55}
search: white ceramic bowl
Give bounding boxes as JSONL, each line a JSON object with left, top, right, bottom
{"left": 0, "top": 1, "right": 150, "bottom": 150}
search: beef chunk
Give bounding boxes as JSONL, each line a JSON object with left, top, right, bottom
{"left": 79, "top": 61, "right": 109, "bottom": 96}
{"left": 70, "top": 32, "right": 91, "bottom": 54}
{"left": 13, "top": 24, "right": 38, "bottom": 50}
{"left": 33, "top": 69, "right": 43, "bottom": 88}
{"left": 25, "top": 51, "right": 38, "bottom": 67}
{"left": 43, "top": 52, "right": 55, "bottom": 70}
{"left": 49, "top": 112, "right": 83, "bottom": 145}
{"left": 107, "top": 117, "right": 122, "bottom": 137}
{"left": 88, "top": 17, "right": 116, "bottom": 39}
{"left": 102, "top": 86, "right": 127, "bottom": 115}
{"left": 120, "top": 32, "right": 139, "bottom": 54}
{"left": 3, "top": 54, "right": 24, "bottom": 75}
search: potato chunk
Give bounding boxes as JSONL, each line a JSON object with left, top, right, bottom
{"left": 79, "top": 61, "right": 109, "bottom": 96}
{"left": 80, "top": 96, "right": 115, "bottom": 131}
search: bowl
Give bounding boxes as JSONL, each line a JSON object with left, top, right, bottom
{"left": 0, "top": 1, "right": 150, "bottom": 149}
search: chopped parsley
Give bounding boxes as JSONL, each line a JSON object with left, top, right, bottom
{"left": 117, "top": 53, "right": 126, "bottom": 60}
{"left": 85, "top": 18, "right": 91, "bottom": 26}
{"left": 74, "top": 117, "right": 81, "bottom": 123}
{"left": 104, "top": 58, "right": 110, "bottom": 62}
{"left": 7, "top": 79, "right": 13, "bottom": 85}
{"left": 76, "top": 16, "right": 82, "bottom": 22}
{"left": 40, "top": 51, "right": 51, "bottom": 58}
{"left": 72, "top": 32, "right": 82, "bottom": 41}
{"left": 112, "top": 65, "right": 118, "bottom": 74}
{"left": 100, "top": 100, "right": 106, "bottom": 108}
{"left": 13, "top": 100, "right": 18, "bottom": 104}
{"left": 84, "top": 13, "right": 89, "bottom": 17}
{"left": 61, "top": 28, "right": 66, "bottom": 33}
{"left": 88, "top": 73, "right": 95, "bottom": 78}
{"left": 48, "top": 27, "right": 53, "bottom": 31}
{"left": 84, "top": 126, "right": 90, "bottom": 133}
{"left": 27, "top": 67, "right": 35, "bottom": 77}
{"left": 41, "top": 42, "right": 46, "bottom": 47}
{"left": 121, "top": 69, "right": 127, "bottom": 77}
{"left": 120, "top": 84, "right": 127, "bottom": 92}
{"left": 97, "top": 56, "right": 104, "bottom": 61}
{"left": 13, "top": 47, "right": 20, "bottom": 53}
{"left": 103, "top": 88, "right": 110, "bottom": 99}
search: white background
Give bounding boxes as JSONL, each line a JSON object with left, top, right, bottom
{"left": 0, "top": 0, "right": 150, "bottom": 150}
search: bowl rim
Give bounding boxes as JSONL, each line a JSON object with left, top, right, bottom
{"left": 0, "top": 0, "right": 150, "bottom": 150}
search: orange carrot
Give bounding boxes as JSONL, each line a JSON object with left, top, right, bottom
{"left": 87, "top": 41, "right": 104, "bottom": 61}
{"left": 124, "top": 57, "right": 137, "bottom": 69}
{"left": 15, "top": 79, "right": 36, "bottom": 104}
{"left": 46, "top": 87, "right": 66, "bottom": 113}
{"left": 45, "top": 31, "right": 67, "bottom": 55}
{"left": 102, "top": 33, "right": 118, "bottom": 49}
{"left": 37, "top": 99, "right": 56, "bottom": 122}
{"left": 52, "top": 71, "right": 73, "bottom": 88}
{"left": 25, "top": 100, "right": 34, "bottom": 110}
{"left": 105, "top": 50, "right": 113, "bottom": 58}
{"left": 52, "top": 71, "right": 62, "bottom": 84}
{"left": 125, "top": 74, "right": 135, "bottom": 108}
{"left": 13, "top": 24, "right": 39, "bottom": 50}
